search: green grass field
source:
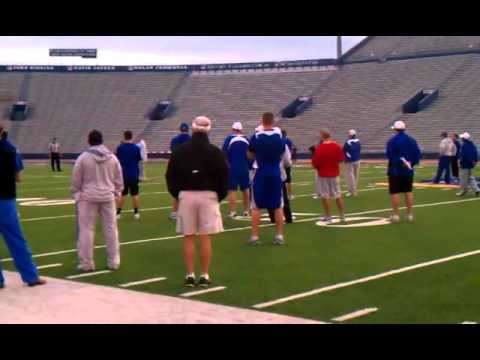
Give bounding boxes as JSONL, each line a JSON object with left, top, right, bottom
{"left": 1, "top": 161, "right": 480, "bottom": 324}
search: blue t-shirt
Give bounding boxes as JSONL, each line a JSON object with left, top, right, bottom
{"left": 223, "top": 134, "right": 250, "bottom": 174}
{"left": 386, "top": 131, "right": 421, "bottom": 177}
{"left": 249, "top": 128, "right": 285, "bottom": 176}
{"left": 343, "top": 138, "right": 361, "bottom": 163}
{"left": 116, "top": 142, "right": 142, "bottom": 182}
{"left": 170, "top": 133, "right": 191, "bottom": 152}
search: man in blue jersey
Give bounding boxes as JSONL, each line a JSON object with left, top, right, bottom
{"left": 456, "top": 132, "right": 480, "bottom": 197}
{"left": 170, "top": 123, "right": 191, "bottom": 152}
{"left": 116, "top": 131, "right": 142, "bottom": 220}
{"left": 282, "top": 129, "right": 295, "bottom": 200}
{"left": 169, "top": 123, "right": 192, "bottom": 220}
{"left": 0, "top": 122, "right": 46, "bottom": 288}
{"left": 223, "top": 122, "right": 251, "bottom": 218}
{"left": 343, "top": 129, "right": 361, "bottom": 197}
{"left": 248, "top": 112, "right": 286, "bottom": 245}
{"left": 386, "top": 121, "right": 421, "bottom": 223}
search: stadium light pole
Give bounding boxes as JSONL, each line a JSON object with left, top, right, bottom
{"left": 337, "top": 36, "right": 342, "bottom": 59}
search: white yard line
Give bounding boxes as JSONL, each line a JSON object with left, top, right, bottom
{"left": 7, "top": 197, "right": 479, "bottom": 264}
{"left": 36, "top": 263, "right": 63, "bottom": 270}
{"left": 66, "top": 270, "right": 112, "bottom": 279}
{"left": 332, "top": 307, "right": 378, "bottom": 322}
{"left": 180, "top": 286, "right": 227, "bottom": 297}
{"left": 120, "top": 277, "right": 167, "bottom": 288}
{"left": 461, "top": 321, "right": 477, "bottom": 324}
{"left": 253, "top": 248, "right": 480, "bottom": 309}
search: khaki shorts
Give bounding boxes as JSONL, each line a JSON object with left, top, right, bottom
{"left": 176, "top": 191, "right": 224, "bottom": 235}
{"left": 316, "top": 176, "right": 342, "bottom": 199}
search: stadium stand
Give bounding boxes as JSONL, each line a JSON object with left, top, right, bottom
{"left": 4, "top": 36, "right": 480, "bottom": 156}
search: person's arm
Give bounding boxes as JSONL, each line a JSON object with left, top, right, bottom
{"left": 213, "top": 149, "right": 229, "bottom": 202}
{"left": 15, "top": 151, "right": 24, "bottom": 182}
{"left": 283, "top": 144, "right": 292, "bottom": 169}
{"left": 165, "top": 151, "right": 180, "bottom": 199}
{"left": 311, "top": 146, "right": 321, "bottom": 169}
{"left": 70, "top": 157, "right": 83, "bottom": 198}
{"left": 113, "top": 157, "right": 124, "bottom": 197}
{"left": 338, "top": 145, "right": 346, "bottom": 163}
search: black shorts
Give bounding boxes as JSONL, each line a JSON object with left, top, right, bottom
{"left": 388, "top": 175, "right": 413, "bottom": 194}
{"left": 285, "top": 167, "right": 292, "bottom": 184}
{"left": 122, "top": 180, "right": 139, "bottom": 196}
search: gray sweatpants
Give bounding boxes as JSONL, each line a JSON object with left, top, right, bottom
{"left": 76, "top": 200, "right": 120, "bottom": 270}
{"left": 139, "top": 161, "right": 146, "bottom": 180}
{"left": 459, "top": 168, "right": 480, "bottom": 193}
{"left": 345, "top": 161, "right": 360, "bottom": 194}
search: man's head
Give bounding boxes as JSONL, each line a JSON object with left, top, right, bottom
{"left": 88, "top": 130, "right": 103, "bottom": 146}
{"left": 391, "top": 120, "right": 406, "bottom": 132}
{"left": 123, "top": 131, "right": 133, "bottom": 142}
{"left": 192, "top": 116, "right": 212, "bottom": 134}
{"left": 348, "top": 129, "right": 357, "bottom": 139}
{"left": 319, "top": 128, "right": 331, "bottom": 141}
{"left": 232, "top": 121, "right": 243, "bottom": 133}
{"left": 441, "top": 131, "right": 448, "bottom": 138}
{"left": 262, "top": 112, "right": 275, "bottom": 129}
{"left": 179, "top": 122, "right": 189, "bottom": 133}
{"left": 452, "top": 133, "right": 459, "bottom": 140}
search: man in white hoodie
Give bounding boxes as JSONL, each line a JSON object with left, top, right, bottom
{"left": 71, "top": 130, "right": 124, "bottom": 272}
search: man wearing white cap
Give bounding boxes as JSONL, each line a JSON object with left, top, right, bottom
{"left": 457, "top": 132, "right": 480, "bottom": 197}
{"left": 386, "top": 121, "right": 421, "bottom": 222}
{"left": 222, "top": 122, "right": 251, "bottom": 218}
{"left": 166, "top": 116, "right": 229, "bottom": 287}
{"left": 343, "top": 129, "right": 361, "bottom": 197}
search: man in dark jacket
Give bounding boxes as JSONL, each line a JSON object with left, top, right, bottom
{"left": 0, "top": 122, "right": 46, "bottom": 288}
{"left": 166, "top": 116, "right": 229, "bottom": 288}
{"left": 457, "top": 132, "right": 480, "bottom": 197}
{"left": 451, "top": 133, "right": 461, "bottom": 179}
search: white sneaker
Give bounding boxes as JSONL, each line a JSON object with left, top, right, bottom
{"left": 273, "top": 235, "right": 285, "bottom": 245}
{"left": 406, "top": 214, "right": 414, "bottom": 222}
{"left": 312, "top": 194, "right": 318, "bottom": 199}
{"left": 228, "top": 212, "right": 237, "bottom": 219}
{"left": 242, "top": 211, "right": 250, "bottom": 217}
{"left": 134, "top": 213, "right": 140, "bottom": 220}
{"left": 389, "top": 214, "right": 400, "bottom": 223}
{"left": 248, "top": 236, "right": 260, "bottom": 246}
{"left": 345, "top": 192, "right": 353, "bottom": 197}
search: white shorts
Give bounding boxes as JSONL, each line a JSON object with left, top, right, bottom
{"left": 316, "top": 176, "right": 342, "bottom": 199}
{"left": 176, "top": 191, "right": 224, "bottom": 235}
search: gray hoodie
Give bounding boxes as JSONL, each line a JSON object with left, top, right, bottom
{"left": 71, "top": 145, "right": 124, "bottom": 202}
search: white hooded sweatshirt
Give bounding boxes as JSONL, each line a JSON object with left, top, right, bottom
{"left": 71, "top": 145, "right": 124, "bottom": 202}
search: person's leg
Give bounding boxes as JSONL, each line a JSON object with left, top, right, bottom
{"left": 199, "top": 234, "right": 212, "bottom": 276}
{"left": 0, "top": 200, "right": 40, "bottom": 284}
{"left": 99, "top": 200, "right": 120, "bottom": 270}
{"left": 282, "top": 182, "right": 292, "bottom": 223}
{"left": 56, "top": 154, "right": 61, "bottom": 171}
{"left": 468, "top": 169, "right": 480, "bottom": 193}
{"left": 444, "top": 157, "right": 451, "bottom": 184}
{"left": 405, "top": 192, "right": 414, "bottom": 216}
{"left": 345, "top": 162, "right": 354, "bottom": 194}
{"left": 77, "top": 201, "right": 97, "bottom": 270}
{"left": 251, "top": 208, "right": 261, "bottom": 238}
{"left": 459, "top": 169, "right": 469, "bottom": 194}
{"left": 434, "top": 158, "right": 444, "bottom": 183}
{"left": 322, "top": 198, "right": 332, "bottom": 217}
{"left": 336, "top": 197, "right": 345, "bottom": 218}
{"left": 274, "top": 208, "right": 284, "bottom": 236}
{"left": 228, "top": 191, "right": 237, "bottom": 215}
{"left": 242, "top": 188, "right": 250, "bottom": 215}
{"left": 391, "top": 194, "right": 401, "bottom": 217}
{"left": 183, "top": 235, "right": 195, "bottom": 275}
{"left": 132, "top": 195, "right": 140, "bottom": 214}
{"left": 50, "top": 155, "right": 55, "bottom": 171}
{"left": 354, "top": 161, "right": 361, "bottom": 194}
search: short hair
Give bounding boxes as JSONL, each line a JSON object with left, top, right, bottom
{"left": 1, "top": 131, "right": 8, "bottom": 140}
{"left": 262, "top": 112, "right": 275, "bottom": 126}
{"left": 88, "top": 130, "right": 103, "bottom": 146}
{"left": 124, "top": 131, "right": 133, "bottom": 141}
{"left": 319, "top": 128, "right": 331, "bottom": 140}
{"left": 441, "top": 131, "right": 448, "bottom": 138}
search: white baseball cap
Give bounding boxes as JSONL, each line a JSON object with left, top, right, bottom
{"left": 348, "top": 129, "right": 357, "bottom": 136}
{"left": 391, "top": 120, "right": 406, "bottom": 130}
{"left": 460, "top": 132, "right": 471, "bottom": 140}
{"left": 192, "top": 116, "right": 212, "bottom": 133}
{"left": 232, "top": 122, "right": 243, "bottom": 131}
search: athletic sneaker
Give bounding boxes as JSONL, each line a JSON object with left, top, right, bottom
{"left": 273, "top": 235, "right": 285, "bottom": 245}
{"left": 27, "top": 278, "right": 47, "bottom": 287}
{"left": 134, "top": 213, "right": 140, "bottom": 220}
{"left": 312, "top": 195, "right": 318, "bottom": 200}
{"left": 456, "top": 191, "right": 466, "bottom": 197}
{"left": 184, "top": 276, "right": 196, "bottom": 288}
{"left": 345, "top": 192, "right": 353, "bottom": 197}
{"left": 389, "top": 214, "right": 400, "bottom": 223}
{"left": 242, "top": 211, "right": 250, "bottom": 217}
{"left": 320, "top": 216, "right": 333, "bottom": 223}
{"left": 406, "top": 214, "right": 414, "bottom": 222}
{"left": 198, "top": 276, "right": 211, "bottom": 288}
{"left": 248, "top": 236, "right": 260, "bottom": 246}
{"left": 107, "top": 264, "right": 119, "bottom": 271}
{"left": 338, "top": 214, "right": 346, "bottom": 222}
{"left": 228, "top": 212, "right": 237, "bottom": 219}
{"left": 77, "top": 265, "right": 95, "bottom": 272}
{"left": 169, "top": 212, "right": 177, "bottom": 220}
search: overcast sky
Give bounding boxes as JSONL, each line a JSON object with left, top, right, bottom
{"left": 0, "top": 36, "right": 366, "bottom": 65}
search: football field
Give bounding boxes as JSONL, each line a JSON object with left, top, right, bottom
{"left": 1, "top": 161, "right": 480, "bottom": 324}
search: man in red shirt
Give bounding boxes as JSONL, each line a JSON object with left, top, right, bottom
{"left": 312, "top": 129, "right": 346, "bottom": 223}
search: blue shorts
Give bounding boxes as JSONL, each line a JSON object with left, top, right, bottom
{"left": 251, "top": 173, "right": 283, "bottom": 209}
{"left": 228, "top": 171, "right": 250, "bottom": 191}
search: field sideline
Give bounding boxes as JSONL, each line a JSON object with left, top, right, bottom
{"left": 1, "top": 161, "right": 479, "bottom": 324}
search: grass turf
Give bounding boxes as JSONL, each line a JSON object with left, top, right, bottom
{"left": 1, "top": 161, "right": 479, "bottom": 324}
